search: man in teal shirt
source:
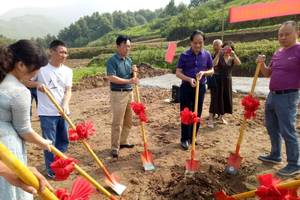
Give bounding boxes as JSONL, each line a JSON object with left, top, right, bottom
{"left": 106, "top": 35, "right": 139, "bottom": 158}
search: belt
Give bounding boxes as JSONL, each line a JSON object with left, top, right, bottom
{"left": 111, "top": 88, "right": 132, "bottom": 92}
{"left": 271, "top": 89, "right": 299, "bottom": 94}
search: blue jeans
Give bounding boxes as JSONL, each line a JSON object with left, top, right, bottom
{"left": 180, "top": 83, "right": 206, "bottom": 143}
{"left": 40, "top": 116, "right": 69, "bottom": 175}
{"left": 265, "top": 90, "right": 300, "bottom": 167}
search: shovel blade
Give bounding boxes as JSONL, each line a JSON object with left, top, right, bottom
{"left": 225, "top": 152, "right": 243, "bottom": 175}
{"left": 185, "top": 159, "right": 199, "bottom": 175}
{"left": 104, "top": 174, "right": 126, "bottom": 196}
{"left": 141, "top": 151, "right": 155, "bottom": 171}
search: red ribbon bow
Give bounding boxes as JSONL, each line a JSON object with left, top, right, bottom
{"left": 214, "top": 190, "right": 236, "bottom": 200}
{"left": 56, "top": 177, "right": 95, "bottom": 200}
{"left": 131, "top": 102, "right": 148, "bottom": 122}
{"left": 180, "top": 107, "right": 199, "bottom": 125}
{"left": 50, "top": 156, "right": 78, "bottom": 181}
{"left": 241, "top": 94, "right": 260, "bottom": 119}
{"left": 256, "top": 174, "right": 298, "bottom": 200}
{"left": 69, "top": 121, "right": 95, "bottom": 141}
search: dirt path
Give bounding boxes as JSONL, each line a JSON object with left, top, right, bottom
{"left": 28, "top": 86, "right": 300, "bottom": 200}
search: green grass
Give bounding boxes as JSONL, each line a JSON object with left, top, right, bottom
{"left": 73, "top": 64, "right": 106, "bottom": 83}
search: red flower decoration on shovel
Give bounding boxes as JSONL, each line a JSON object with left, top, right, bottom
{"left": 69, "top": 121, "right": 95, "bottom": 141}
{"left": 241, "top": 95, "right": 259, "bottom": 119}
{"left": 56, "top": 177, "right": 95, "bottom": 200}
{"left": 255, "top": 174, "right": 297, "bottom": 200}
{"left": 180, "top": 107, "right": 200, "bottom": 125}
{"left": 50, "top": 156, "right": 78, "bottom": 181}
{"left": 131, "top": 102, "right": 148, "bottom": 122}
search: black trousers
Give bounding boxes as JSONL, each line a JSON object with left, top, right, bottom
{"left": 180, "top": 83, "right": 206, "bottom": 143}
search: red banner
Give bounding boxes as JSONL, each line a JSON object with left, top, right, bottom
{"left": 165, "top": 42, "right": 177, "bottom": 64}
{"left": 229, "top": 0, "right": 300, "bottom": 23}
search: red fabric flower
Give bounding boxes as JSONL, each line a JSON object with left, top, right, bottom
{"left": 255, "top": 174, "right": 298, "bottom": 200}
{"left": 180, "top": 107, "right": 199, "bottom": 125}
{"left": 131, "top": 102, "right": 148, "bottom": 123}
{"left": 241, "top": 95, "right": 260, "bottom": 119}
{"left": 69, "top": 121, "right": 95, "bottom": 141}
{"left": 214, "top": 190, "right": 236, "bottom": 200}
{"left": 50, "top": 156, "right": 78, "bottom": 181}
{"left": 56, "top": 177, "right": 95, "bottom": 200}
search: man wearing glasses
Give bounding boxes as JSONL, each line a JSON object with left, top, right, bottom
{"left": 29, "top": 40, "right": 72, "bottom": 178}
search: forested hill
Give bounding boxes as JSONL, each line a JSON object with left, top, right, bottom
{"left": 10, "top": 0, "right": 299, "bottom": 48}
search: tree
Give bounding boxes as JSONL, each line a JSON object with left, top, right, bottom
{"left": 189, "top": 0, "right": 208, "bottom": 8}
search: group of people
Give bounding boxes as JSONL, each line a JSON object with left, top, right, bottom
{"left": 106, "top": 20, "right": 300, "bottom": 177}
{"left": 0, "top": 20, "right": 299, "bottom": 199}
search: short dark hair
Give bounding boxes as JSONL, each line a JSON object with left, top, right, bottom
{"left": 49, "top": 40, "right": 66, "bottom": 50}
{"left": 222, "top": 41, "right": 235, "bottom": 51}
{"left": 116, "top": 35, "right": 131, "bottom": 46}
{"left": 190, "top": 30, "right": 206, "bottom": 41}
{"left": 281, "top": 20, "right": 298, "bottom": 31}
{"left": 0, "top": 40, "right": 48, "bottom": 82}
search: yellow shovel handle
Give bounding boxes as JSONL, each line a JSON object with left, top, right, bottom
{"left": 0, "top": 143, "right": 58, "bottom": 200}
{"left": 234, "top": 63, "right": 262, "bottom": 152}
{"left": 133, "top": 71, "right": 148, "bottom": 145}
{"left": 250, "top": 63, "right": 262, "bottom": 95}
{"left": 232, "top": 179, "right": 300, "bottom": 199}
{"left": 50, "top": 146, "right": 116, "bottom": 199}
{"left": 191, "top": 77, "right": 200, "bottom": 153}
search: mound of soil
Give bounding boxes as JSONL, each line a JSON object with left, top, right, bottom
{"left": 73, "top": 63, "right": 169, "bottom": 91}
{"left": 148, "top": 164, "right": 255, "bottom": 200}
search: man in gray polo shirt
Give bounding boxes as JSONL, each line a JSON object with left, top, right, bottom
{"left": 106, "top": 35, "right": 139, "bottom": 158}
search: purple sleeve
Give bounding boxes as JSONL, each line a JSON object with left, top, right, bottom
{"left": 207, "top": 53, "right": 213, "bottom": 69}
{"left": 177, "top": 53, "right": 184, "bottom": 68}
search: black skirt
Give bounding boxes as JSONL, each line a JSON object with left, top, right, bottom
{"left": 209, "top": 75, "right": 233, "bottom": 115}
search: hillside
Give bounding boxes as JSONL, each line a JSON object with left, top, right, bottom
{"left": 88, "top": 0, "right": 299, "bottom": 47}
{"left": 0, "top": 15, "right": 64, "bottom": 39}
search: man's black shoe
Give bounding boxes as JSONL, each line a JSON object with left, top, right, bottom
{"left": 180, "top": 141, "right": 189, "bottom": 150}
{"left": 111, "top": 149, "right": 119, "bottom": 158}
{"left": 120, "top": 144, "right": 135, "bottom": 149}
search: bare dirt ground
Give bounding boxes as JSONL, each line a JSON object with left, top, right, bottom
{"left": 28, "top": 73, "right": 300, "bottom": 200}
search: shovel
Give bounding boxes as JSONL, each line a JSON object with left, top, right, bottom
{"left": 133, "top": 71, "right": 155, "bottom": 171}
{"left": 49, "top": 146, "right": 120, "bottom": 200}
{"left": 43, "top": 87, "right": 126, "bottom": 195}
{"left": 185, "top": 77, "right": 200, "bottom": 175}
{"left": 225, "top": 63, "right": 261, "bottom": 175}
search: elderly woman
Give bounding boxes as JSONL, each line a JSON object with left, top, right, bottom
{"left": 0, "top": 40, "right": 51, "bottom": 200}
{"left": 208, "top": 41, "right": 241, "bottom": 127}
{"left": 176, "top": 30, "right": 214, "bottom": 150}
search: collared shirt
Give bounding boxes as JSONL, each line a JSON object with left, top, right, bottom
{"left": 269, "top": 43, "right": 300, "bottom": 91}
{"left": 106, "top": 53, "right": 132, "bottom": 90}
{"left": 177, "top": 48, "right": 213, "bottom": 84}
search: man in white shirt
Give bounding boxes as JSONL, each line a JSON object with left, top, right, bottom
{"left": 30, "top": 40, "right": 72, "bottom": 178}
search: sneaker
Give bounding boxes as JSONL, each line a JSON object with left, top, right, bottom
{"left": 207, "top": 120, "right": 214, "bottom": 128}
{"left": 111, "top": 149, "right": 119, "bottom": 158}
{"left": 277, "top": 165, "right": 300, "bottom": 176}
{"left": 258, "top": 154, "right": 282, "bottom": 164}
{"left": 47, "top": 172, "right": 55, "bottom": 179}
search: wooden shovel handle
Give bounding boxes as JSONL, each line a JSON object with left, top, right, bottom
{"left": 191, "top": 77, "right": 200, "bottom": 154}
